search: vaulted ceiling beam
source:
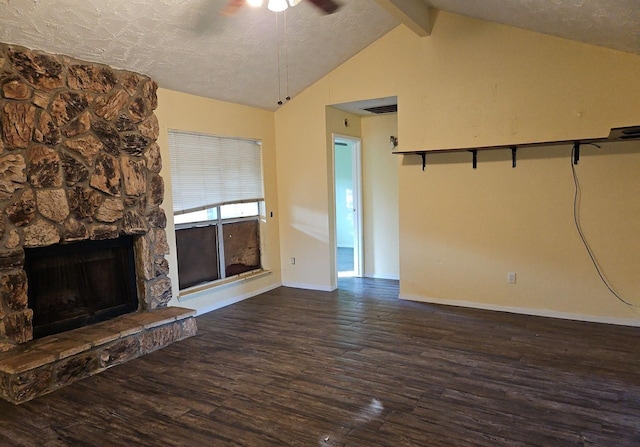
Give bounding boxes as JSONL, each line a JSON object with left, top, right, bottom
{"left": 372, "top": 0, "right": 437, "bottom": 37}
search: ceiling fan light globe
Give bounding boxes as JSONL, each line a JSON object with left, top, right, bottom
{"left": 267, "top": 0, "right": 288, "bottom": 12}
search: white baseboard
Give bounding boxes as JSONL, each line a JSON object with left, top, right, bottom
{"left": 195, "top": 283, "right": 281, "bottom": 316}
{"left": 282, "top": 282, "right": 336, "bottom": 292}
{"left": 399, "top": 293, "right": 640, "bottom": 327}
{"left": 364, "top": 273, "right": 400, "bottom": 281}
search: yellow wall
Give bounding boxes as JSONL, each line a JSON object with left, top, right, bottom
{"left": 277, "top": 103, "right": 399, "bottom": 287}
{"left": 361, "top": 114, "right": 399, "bottom": 279}
{"left": 399, "top": 142, "right": 640, "bottom": 324}
{"left": 274, "top": 90, "right": 363, "bottom": 290}
{"left": 273, "top": 83, "right": 329, "bottom": 290}
{"left": 156, "top": 88, "right": 281, "bottom": 314}
{"left": 329, "top": 14, "right": 640, "bottom": 150}
{"left": 275, "top": 12, "right": 640, "bottom": 324}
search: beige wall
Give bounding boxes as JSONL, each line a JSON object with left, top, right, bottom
{"left": 275, "top": 12, "right": 640, "bottom": 324}
{"left": 328, "top": 14, "right": 640, "bottom": 150}
{"left": 399, "top": 142, "right": 640, "bottom": 324}
{"left": 274, "top": 94, "right": 364, "bottom": 290}
{"left": 273, "top": 83, "right": 329, "bottom": 290}
{"left": 277, "top": 103, "right": 399, "bottom": 286}
{"left": 361, "top": 114, "right": 399, "bottom": 279}
{"left": 156, "top": 88, "right": 281, "bottom": 314}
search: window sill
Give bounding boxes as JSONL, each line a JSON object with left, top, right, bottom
{"left": 177, "top": 269, "right": 272, "bottom": 300}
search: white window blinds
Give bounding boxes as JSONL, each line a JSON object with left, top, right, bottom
{"left": 168, "top": 130, "right": 264, "bottom": 215}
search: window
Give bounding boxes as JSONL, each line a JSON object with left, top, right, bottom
{"left": 169, "top": 131, "right": 264, "bottom": 290}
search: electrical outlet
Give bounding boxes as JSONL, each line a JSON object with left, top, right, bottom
{"left": 507, "top": 272, "right": 516, "bottom": 284}
{"left": 291, "top": 257, "right": 296, "bottom": 265}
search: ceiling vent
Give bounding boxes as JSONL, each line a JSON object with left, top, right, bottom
{"left": 361, "top": 104, "right": 397, "bottom": 114}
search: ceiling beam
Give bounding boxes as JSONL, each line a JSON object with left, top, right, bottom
{"left": 373, "top": 0, "right": 436, "bottom": 37}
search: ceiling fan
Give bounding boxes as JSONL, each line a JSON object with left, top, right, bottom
{"left": 221, "top": 0, "right": 341, "bottom": 16}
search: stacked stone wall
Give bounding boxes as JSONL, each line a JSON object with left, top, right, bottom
{"left": 0, "top": 43, "right": 171, "bottom": 350}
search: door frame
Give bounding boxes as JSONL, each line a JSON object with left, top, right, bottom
{"left": 332, "top": 134, "right": 363, "bottom": 278}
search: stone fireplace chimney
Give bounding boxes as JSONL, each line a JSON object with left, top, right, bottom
{"left": 0, "top": 44, "right": 196, "bottom": 404}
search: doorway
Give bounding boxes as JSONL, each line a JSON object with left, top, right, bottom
{"left": 333, "top": 135, "right": 363, "bottom": 278}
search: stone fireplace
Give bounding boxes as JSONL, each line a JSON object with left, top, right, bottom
{"left": 0, "top": 44, "right": 197, "bottom": 404}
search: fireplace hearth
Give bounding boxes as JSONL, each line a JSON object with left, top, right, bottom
{"left": 0, "top": 43, "right": 197, "bottom": 404}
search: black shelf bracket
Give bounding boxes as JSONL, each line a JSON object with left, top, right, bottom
{"left": 394, "top": 125, "right": 640, "bottom": 172}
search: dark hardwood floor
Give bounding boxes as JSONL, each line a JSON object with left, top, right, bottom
{"left": 1, "top": 277, "right": 639, "bottom": 446}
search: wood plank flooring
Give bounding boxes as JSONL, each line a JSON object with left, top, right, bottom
{"left": 1, "top": 277, "right": 639, "bottom": 446}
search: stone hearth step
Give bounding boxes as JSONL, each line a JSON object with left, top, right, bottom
{"left": 0, "top": 307, "right": 197, "bottom": 404}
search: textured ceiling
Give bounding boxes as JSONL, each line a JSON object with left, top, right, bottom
{"left": 0, "top": 0, "right": 398, "bottom": 110}
{"left": 428, "top": 0, "right": 640, "bottom": 56}
{"left": 0, "top": 0, "right": 638, "bottom": 111}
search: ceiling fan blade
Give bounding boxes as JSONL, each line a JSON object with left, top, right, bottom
{"left": 220, "top": 0, "right": 246, "bottom": 16}
{"left": 306, "top": 0, "right": 341, "bottom": 14}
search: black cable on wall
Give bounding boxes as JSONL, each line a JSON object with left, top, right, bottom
{"left": 570, "top": 143, "right": 637, "bottom": 308}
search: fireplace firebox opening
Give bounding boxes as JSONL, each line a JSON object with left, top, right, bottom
{"left": 24, "top": 236, "right": 139, "bottom": 339}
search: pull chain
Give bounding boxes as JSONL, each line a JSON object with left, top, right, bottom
{"left": 275, "top": 10, "right": 291, "bottom": 106}
{"left": 284, "top": 9, "right": 290, "bottom": 101}
{"left": 276, "top": 12, "right": 283, "bottom": 105}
